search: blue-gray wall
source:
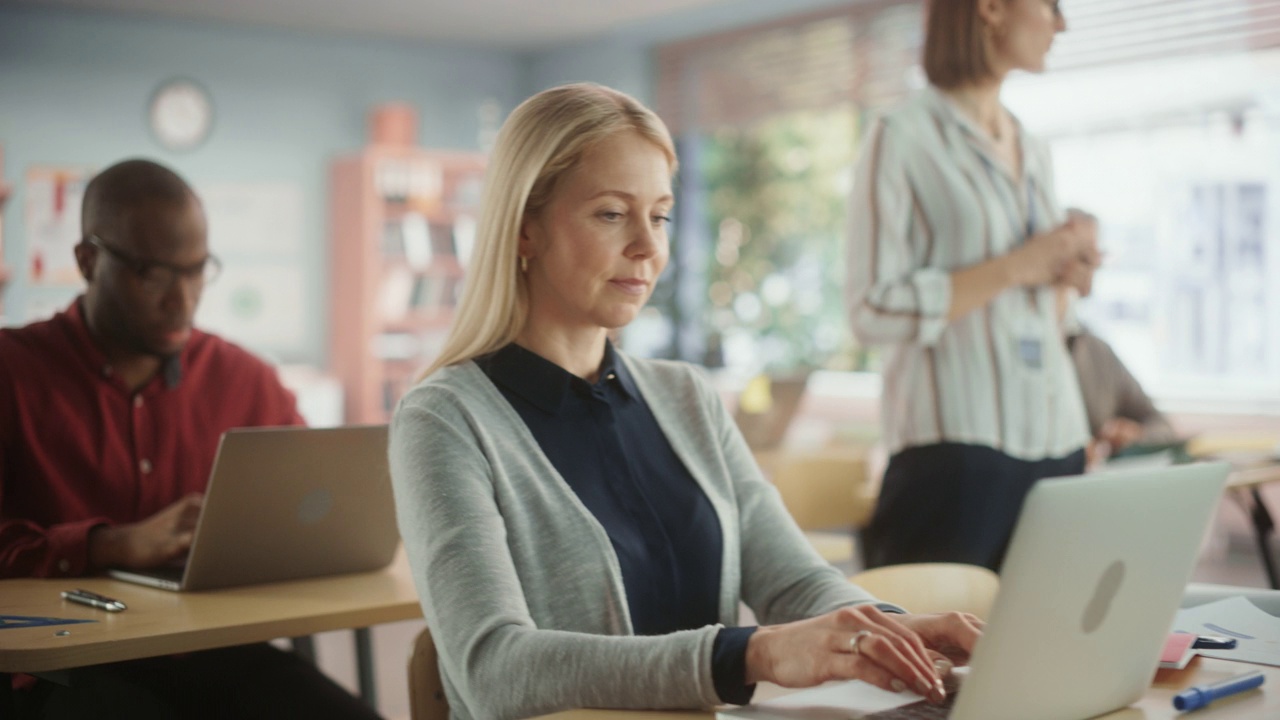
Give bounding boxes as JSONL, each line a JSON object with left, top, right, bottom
{"left": 0, "top": 0, "right": 853, "bottom": 365}
{"left": 525, "top": 0, "right": 855, "bottom": 100}
{"left": 0, "top": 5, "right": 522, "bottom": 364}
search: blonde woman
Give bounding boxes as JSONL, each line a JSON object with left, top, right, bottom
{"left": 390, "top": 83, "right": 981, "bottom": 719}
{"left": 847, "top": 0, "right": 1101, "bottom": 572}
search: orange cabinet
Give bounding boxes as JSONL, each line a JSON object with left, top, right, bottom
{"left": 329, "top": 147, "right": 485, "bottom": 424}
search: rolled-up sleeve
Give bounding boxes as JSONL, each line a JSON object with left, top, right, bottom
{"left": 846, "top": 118, "right": 951, "bottom": 347}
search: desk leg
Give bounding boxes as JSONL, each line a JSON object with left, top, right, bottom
{"left": 355, "top": 627, "right": 377, "bottom": 709}
{"left": 1250, "top": 487, "right": 1280, "bottom": 590}
{"left": 2, "top": 673, "right": 13, "bottom": 719}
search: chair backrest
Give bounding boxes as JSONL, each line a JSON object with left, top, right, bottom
{"left": 733, "top": 373, "right": 810, "bottom": 451}
{"left": 408, "top": 625, "right": 450, "bottom": 720}
{"left": 769, "top": 450, "right": 875, "bottom": 531}
{"left": 849, "top": 563, "right": 1000, "bottom": 620}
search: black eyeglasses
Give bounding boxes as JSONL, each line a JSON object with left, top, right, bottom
{"left": 87, "top": 235, "right": 222, "bottom": 295}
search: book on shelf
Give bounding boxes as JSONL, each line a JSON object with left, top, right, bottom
{"left": 380, "top": 219, "right": 405, "bottom": 257}
{"left": 379, "top": 267, "right": 415, "bottom": 322}
{"left": 402, "top": 213, "right": 432, "bottom": 270}
{"left": 454, "top": 215, "right": 476, "bottom": 268}
{"left": 428, "top": 222, "right": 455, "bottom": 258}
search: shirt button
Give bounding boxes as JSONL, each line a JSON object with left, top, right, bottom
{"left": 133, "top": 396, "right": 144, "bottom": 409}
{"left": 58, "top": 559, "right": 71, "bottom": 573}
{"left": 140, "top": 459, "right": 153, "bottom": 474}
{"left": 606, "top": 373, "right": 616, "bottom": 381}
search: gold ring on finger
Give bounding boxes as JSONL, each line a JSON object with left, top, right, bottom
{"left": 850, "top": 629, "right": 874, "bottom": 656}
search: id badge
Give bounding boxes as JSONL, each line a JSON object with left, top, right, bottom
{"left": 1018, "top": 337, "right": 1042, "bottom": 369}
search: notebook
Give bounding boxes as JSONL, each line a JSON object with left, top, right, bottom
{"left": 721, "top": 461, "right": 1230, "bottom": 720}
{"left": 108, "top": 424, "right": 399, "bottom": 592}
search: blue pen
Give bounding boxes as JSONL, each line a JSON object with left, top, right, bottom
{"left": 1173, "top": 670, "right": 1265, "bottom": 712}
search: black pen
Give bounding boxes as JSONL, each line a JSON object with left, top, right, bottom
{"left": 1192, "top": 634, "right": 1238, "bottom": 650}
{"left": 61, "top": 588, "right": 127, "bottom": 612}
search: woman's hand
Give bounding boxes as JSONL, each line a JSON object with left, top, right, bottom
{"left": 1098, "top": 417, "right": 1144, "bottom": 451}
{"left": 744, "top": 605, "right": 980, "bottom": 704}
{"left": 1006, "top": 223, "right": 1094, "bottom": 288}
{"left": 894, "top": 611, "right": 985, "bottom": 666}
{"left": 1059, "top": 209, "right": 1103, "bottom": 296}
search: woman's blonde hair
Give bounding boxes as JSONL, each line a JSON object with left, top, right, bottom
{"left": 419, "top": 83, "right": 677, "bottom": 380}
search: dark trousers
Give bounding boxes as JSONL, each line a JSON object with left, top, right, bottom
{"left": 863, "top": 442, "right": 1086, "bottom": 572}
{"left": 16, "top": 643, "right": 384, "bottom": 720}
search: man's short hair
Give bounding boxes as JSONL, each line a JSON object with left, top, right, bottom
{"left": 81, "top": 159, "right": 194, "bottom": 236}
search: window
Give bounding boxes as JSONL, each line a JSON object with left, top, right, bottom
{"left": 651, "top": 0, "right": 1280, "bottom": 406}
{"left": 648, "top": 1, "right": 924, "bottom": 375}
{"left": 1006, "top": 0, "right": 1280, "bottom": 406}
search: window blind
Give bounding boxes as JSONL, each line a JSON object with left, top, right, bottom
{"left": 1049, "top": 0, "right": 1280, "bottom": 71}
{"left": 655, "top": 1, "right": 921, "bottom": 135}
{"left": 655, "top": 0, "right": 1280, "bottom": 135}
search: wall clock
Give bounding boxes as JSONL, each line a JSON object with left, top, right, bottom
{"left": 148, "top": 78, "right": 214, "bottom": 152}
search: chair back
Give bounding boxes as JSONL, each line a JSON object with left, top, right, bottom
{"left": 850, "top": 563, "right": 1000, "bottom": 620}
{"left": 408, "top": 625, "right": 450, "bottom": 720}
{"left": 770, "top": 451, "right": 875, "bottom": 531}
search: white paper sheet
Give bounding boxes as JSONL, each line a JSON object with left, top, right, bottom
{"left": 716, "top": 680, "right": 922, "bottom": 720}
{"left": 1173, "top": 596, "right": 1280, "bottom": 667}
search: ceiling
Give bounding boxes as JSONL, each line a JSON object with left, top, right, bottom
{"left": 12, "top": 0, "right": 741, "bottom": 50}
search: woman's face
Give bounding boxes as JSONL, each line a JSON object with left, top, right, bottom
{"left": 520, "top": 130, "right": 673, "bottom": 335}
{"left": 986, "top": 0, "right": 1066, "bottom": 75}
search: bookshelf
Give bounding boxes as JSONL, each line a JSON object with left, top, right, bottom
{"left": 329, "top": 146, "right": 486, "bottom": 424}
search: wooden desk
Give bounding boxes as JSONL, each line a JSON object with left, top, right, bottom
{"left": 529, "top": 656, "right": 1280, "bottom": 719}
{"left": 0, "top": 549, "right": 421, "bottom": 706}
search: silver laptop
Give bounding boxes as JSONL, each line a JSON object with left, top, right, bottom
{"left": 722, "top": 461, "right": 1229, "bottom": 720}
{"left": 108, "top": 425, "right": 399, "bottom": 591}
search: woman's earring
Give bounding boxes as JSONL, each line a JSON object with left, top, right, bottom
{"left": 520, "top": 256, "right": 528, "bottom": 273}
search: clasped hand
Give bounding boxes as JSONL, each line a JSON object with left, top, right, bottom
{"left": 744, "top": 604, "right": 983, "bottom": 705}
{"left": 1009, "top": 208, "right": 1101, "bottom": 296}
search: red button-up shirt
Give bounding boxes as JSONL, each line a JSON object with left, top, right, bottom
{"left": 0, "top": 299, "right": 304, "bottom": 578}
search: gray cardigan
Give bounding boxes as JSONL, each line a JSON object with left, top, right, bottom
{"left": 389, "top": 353, "right": 883, "bottom": 720}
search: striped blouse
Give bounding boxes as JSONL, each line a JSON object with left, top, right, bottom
{"left": 845, "top": 86, "right": 1090, "bottom": 462}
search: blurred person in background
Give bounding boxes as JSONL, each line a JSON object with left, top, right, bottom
{"left": 0, "top": 159, "right": 380, "bottom": 720}
{"left": 1056, "top": 288, "right": 1179, "bottom": 466}
{"left": 846, "top": 0, "right": 1100, "bottom": 571}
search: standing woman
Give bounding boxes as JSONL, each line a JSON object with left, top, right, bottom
{"left": 847, "top": 0, "right": 1100, "bottom": 571}
{"left": 391, "top": 83, "right": 980, "bottom": 720}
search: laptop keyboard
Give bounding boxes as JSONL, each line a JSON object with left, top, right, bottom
{"left": 863, "top": 675, "right": 961, "bottom": 719}
{"left": 863, "top": 695, "right": 955, "bottom": 719}
{"left": 146, "top": 565, "right": 186, "bottom": 583}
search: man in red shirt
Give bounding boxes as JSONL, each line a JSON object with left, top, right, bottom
{"left": 0, "top": 159, "right": 381, "bottom": 719}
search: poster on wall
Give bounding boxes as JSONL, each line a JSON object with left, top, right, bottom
{"left": 201, "top": 182, "right": 303, "bottom": 256}
{"left": 196, "top": 263, "right": 306, "bottom": 359}
{"left": 194, "top": 182, "right": 307, "bottom": 359}
{"left": 25, "top": 166, "right": 93, "bottom": 286}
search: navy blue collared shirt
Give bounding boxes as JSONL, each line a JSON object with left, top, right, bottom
{"left": 476, "top": 342, "right": 756, "bottom": 704}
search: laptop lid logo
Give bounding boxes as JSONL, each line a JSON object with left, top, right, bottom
{"left": 1082, "top": 560, "right": 1126, "bottom": 633}
{"left": 298, "top": 488, "right": 334, "bottom": 525}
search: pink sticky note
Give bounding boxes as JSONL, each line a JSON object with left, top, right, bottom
{"left": 1160, "top": 633, "right": 1197, "bottom": 668}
